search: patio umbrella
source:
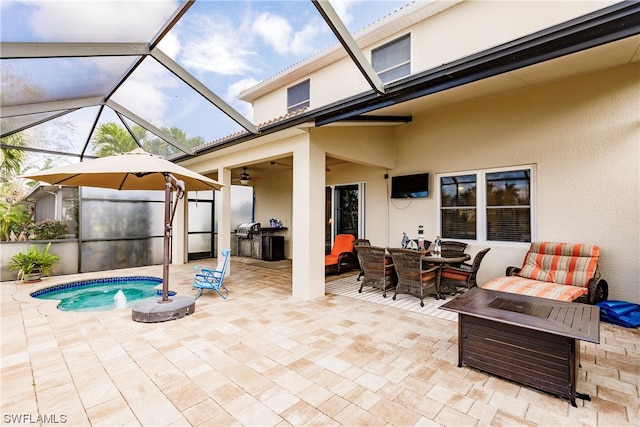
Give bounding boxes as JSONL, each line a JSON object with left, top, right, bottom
{"left": 21, "top": 148, "right": 223, "bottom": 303}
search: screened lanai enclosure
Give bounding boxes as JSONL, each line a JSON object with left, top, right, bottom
{"left": 2, "top": 1, "right": 639, "bottom": 280}
{"left": 1, "top": 0, "right": 412, "bottom": 276}
{"left": 1, "top": 0, "right": 413, "bottom": 167}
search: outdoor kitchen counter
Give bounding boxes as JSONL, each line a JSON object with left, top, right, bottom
{"left": 236, "top": 225, "right": 287, "bottom": 259}
{"left": 258, "top": 227, "right": 288, "bottom": 233}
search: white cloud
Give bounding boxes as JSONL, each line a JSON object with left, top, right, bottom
{"left": 28, "top": 1, "right": 180, "bottom": 42}
{"left": 227, "top": 78, "right": 260, "bottom": 122}
{"left": 227, "top": 78, "right": 260, "bottom": 101}
{"left": 179, "top": 14, "right": 255, "bottom": 76}
{"left": 112, "top": 80, "right": 167, "bottom": 127}
{"left": 329, "top": 0, "right": 360, "bottom": 27}
{"left": 252, "top": 12, "right": 322, "bottom": 56}
{"left": 110, "top": 59, "right": 179, "bottom": 128}
{"left": 157, "top": 32, "right": 181, "bottom": 60}
{"left": 252, "top": 12, "right": 292, "bottom": 55}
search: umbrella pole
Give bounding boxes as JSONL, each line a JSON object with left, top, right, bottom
{"left": 160, "top": 174, "right": 172, "bottom": 303}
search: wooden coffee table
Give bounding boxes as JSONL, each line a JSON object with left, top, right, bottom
{"left": 440, "top": 287, "right": 600, "bottom": 406}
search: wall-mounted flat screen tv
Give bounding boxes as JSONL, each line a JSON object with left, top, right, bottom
{"left": 391, "top": 173, "right": 429, "bottom": 198}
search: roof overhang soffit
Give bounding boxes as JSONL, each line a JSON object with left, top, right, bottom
{"left": 314, "top": 1, "right": 640, "bottom": 126}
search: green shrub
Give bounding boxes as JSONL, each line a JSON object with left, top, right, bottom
{"left": 0, "top": 203, "right": 32, "bottom": 241}
{"left": 27, "top": 220, "right": 68, "bottom": 240}
{"left": 8, "top": 242, "right": 60, "bottom": 281}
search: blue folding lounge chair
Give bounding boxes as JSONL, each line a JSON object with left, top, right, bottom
{"left": 193, "top": 249, "right": 230, "bottom": 300}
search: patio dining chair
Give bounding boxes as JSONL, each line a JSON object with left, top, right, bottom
{"left": 193, "top": 249, "right": 231, "bottom": 300}
{"left": 353, "top": 239, "right": 371, "bottom": 281}
{"left": 357, "top": 245, "right": 397, "bottom": 297}
{"left": 387, "top": 247, "right": 439, "bottom": 307}
{"left": 440, "top": 248, "right": 491, "bottom": 295}
{"left": 440, "top": 241, "right": 468, "bottom": 257}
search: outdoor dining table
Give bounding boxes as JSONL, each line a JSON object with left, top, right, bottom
{"left": 421, "top": 252, "right": 471, "bottom": 298}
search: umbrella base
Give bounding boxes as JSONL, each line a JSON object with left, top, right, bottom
{"left": 132, "top": 296, "right": 195, "bottom": 323}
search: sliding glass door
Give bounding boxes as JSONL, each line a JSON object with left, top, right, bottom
{"left": 187, "top": 191, "right": 215, "bottom": 260}
{"left": 325, "top": 183, "right": 365, "bottom": 252}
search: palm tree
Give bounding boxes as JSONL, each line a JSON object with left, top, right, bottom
{"left": 0, "top": 133, "right": 35, "bottom": 207}
{"left": 90, "top": 122, "right": 137, "bottom": 157}
{"left": 145, "top": 126, "right": 205, "bottom": 157}
{"left": 1, "top": 133, "right": 28, "bottom": 182}
{"left": 91, "top": 122, "right": 206, "bottom": 158}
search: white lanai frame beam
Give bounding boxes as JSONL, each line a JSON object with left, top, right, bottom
{"left": 150, "top": 48, "right": 258, "bottom": 135}
{"left": 106, "top": 100, "right": 194, "bottom": 155}
{"left": 1, "top": 97, "right": 104, "bottom": 118}
{"left": 0, "top": 42, "right": 149, "bottom": 58}
{"left": 312, "top": 0, "right": 385, "bottom": 94}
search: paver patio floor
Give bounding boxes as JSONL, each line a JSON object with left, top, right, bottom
{"left": 1, "top": 257, "right": 639, "bottom": 426}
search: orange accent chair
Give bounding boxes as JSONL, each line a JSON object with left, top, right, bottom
{"left": 325, "top": 234, "right": 359, "bottom": 275}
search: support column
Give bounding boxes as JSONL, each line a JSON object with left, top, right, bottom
{"left": 217, "top": 167, "right": 232, "bottom": 274}
{"left": 292, "top": 140, "right": 326, "bottom": 299}
{"left": 172, "top": 189, "right": 187, "bottom": 265}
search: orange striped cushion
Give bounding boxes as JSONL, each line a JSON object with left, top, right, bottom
{"left": 518, "top": 242, "right": 599, "bottom": 288}
{"left": 482, "top": 276, "right": 588, "bottom": 302}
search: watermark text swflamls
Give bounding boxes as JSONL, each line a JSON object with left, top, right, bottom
{"left": 3, "top": 413, "right": 68, "bottom": 424}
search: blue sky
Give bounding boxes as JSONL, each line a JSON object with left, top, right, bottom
{"left": 1, "top": 0, "right": 411, "bottom": 147}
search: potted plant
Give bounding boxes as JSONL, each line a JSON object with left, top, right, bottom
{"left": 8, "top": 242, "right": 60, "bottom": 282}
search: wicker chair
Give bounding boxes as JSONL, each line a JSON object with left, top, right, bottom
{"left": 357, "top": 245, "right": 397, "bottom": 297}
{"left": 440, "top": 240, "right": 468, "bottom": 257}
{"left": 387, "top": 248, "right": 439, "bottom": 307}
{"left": 353, "top": 239, "right": 371, "bottom": 281}
{"left": 440, "top": 248, "right": 491, "bottom": 295}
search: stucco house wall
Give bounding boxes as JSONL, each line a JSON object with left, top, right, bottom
{"left": 223, "top": 61, "right": 639, "bottom": 303}
{"left": 399, "top": 63, "right": 638, "bottom": 304}
{"left": 314, "top": 62, "right": 638, "bottom": 303}
{"left": 188, "top": 1, "right": 638, "bottom": 303}
{"left": 245, "top": 0, "right": 619, "bottom": 121}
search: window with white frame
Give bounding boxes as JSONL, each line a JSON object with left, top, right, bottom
{"left": 372, "top": 33, "right": 410, "bottom": 83}
{"left": 287, "top": 79, "right": 310, "bottom": 113}
{"left": 438, "top": 166, "right": 534, "bottom": 243}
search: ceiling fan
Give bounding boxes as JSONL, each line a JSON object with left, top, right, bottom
{"left": 232, "top": 167, "right": 260, "bottom": 185}
{"left": 239, "top": 167, "right": 250, "bottom": 185}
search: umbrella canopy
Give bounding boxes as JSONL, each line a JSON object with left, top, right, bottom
{"left": 21, "top": 148, "right": 222, "bottom": 192}
{"left": 20, "top": 148, "right": 223, "bottom": 307}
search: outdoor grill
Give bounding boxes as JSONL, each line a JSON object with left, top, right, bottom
{"left": 236, "top": 223, "right": 261, "bottom": 258}
{"left": 236, "top": 222, "right": 260, "bottom": 238}
{"left": 235, "top": 222, "right": 286, "bottom": 261}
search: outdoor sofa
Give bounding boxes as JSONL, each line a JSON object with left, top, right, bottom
{"left": 482, "top": 241, "right": 608, "bottom": 304}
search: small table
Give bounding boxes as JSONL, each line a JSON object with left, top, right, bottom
{"left": 422, "top": 253, "right": 471, "bottom": 298}
{"left": 440, "top": 288, "right": 600, "bottom": 406}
